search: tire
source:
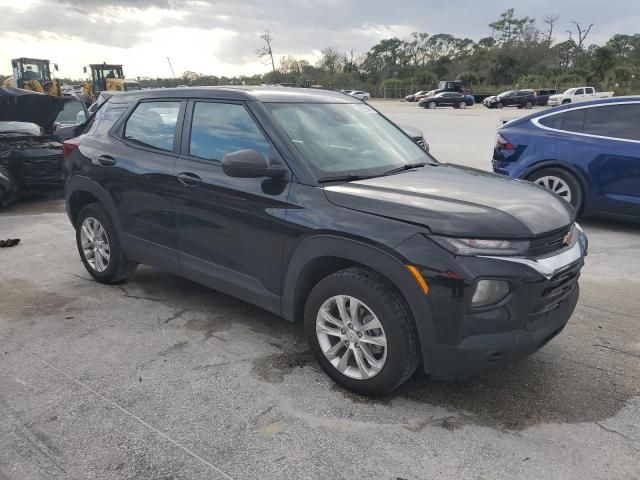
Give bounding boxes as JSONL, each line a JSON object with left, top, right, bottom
{"left": 528, "top": 168, "right": 583, "bottom": 213}
{"left": 525, "top": 101, "right": 533, "bottom": 109}
{"left": 496, "top": 102, "right": 504, "bottom": 109}
{"left": 427, "top": 101, "right": 437, "bottom": 109}
{"left": 304, "top": 268, "right": 420, "bottom": 395}
{"left": 458, "top": 101, "right": 467, "bottom": 109}
{"left": 362, "top": 96, "right": 369, "bottom": 102}
{"left": 75, "top": 203, "right": 138, "bottom": 283}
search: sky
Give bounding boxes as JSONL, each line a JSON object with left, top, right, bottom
{"left": 0, "top": 0, "right": 638, "bottom": 80}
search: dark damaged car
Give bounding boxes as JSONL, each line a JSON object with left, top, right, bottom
{"left": 64, "top": 87, "right": 588, "bottom": 394}
{"left": 0, "top": 87, "right": 87, "bottom": 206}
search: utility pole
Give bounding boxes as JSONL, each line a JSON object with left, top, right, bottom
{"left": 167, "top": 57, "right": 177, "bottom": 86}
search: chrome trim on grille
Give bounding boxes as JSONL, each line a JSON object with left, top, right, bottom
{"left": 479, "top": 226, "right": 587, "bottom": 279}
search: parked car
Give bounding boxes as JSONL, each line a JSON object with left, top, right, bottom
{"left": 548, "top": 87, "right": 614, "bottom": 106}
{"left": 423, "top": 80, "right": 464, "bottom": 98}
{"left": 533, "top": 89, "right": 557, "bottom": 106}
{"left": 0, "top": 87, "right": 87, "bottom": 206}
{"left": 485, "top": 90, "right": 536, "bottom": 109}
{"left": 348, "top": 90, "right": 370, "bottom": 101}
{"left": 493, "top": 97, "right": 640, "bottom": 221}
{"left": 419, "top": 92, "right": 474, "bottom": 109}
{"left": 405, "top": 90, "right": 428, "bottom": 102}
{"left": 64, "top": 86, "right": 587, "bottom": 395}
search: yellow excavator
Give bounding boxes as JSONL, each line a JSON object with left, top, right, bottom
{"left": 82, "top": 63, "right": 141, "bottom": 103}
{"left": 2, "top": 58, "right": 62, "bottom": 97}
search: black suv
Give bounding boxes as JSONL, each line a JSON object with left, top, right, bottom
{"left": 64, "top": 87, "right": 588, "bottom": 394}
{"left": 486, "top": 90, "right": 537, "bottom": 109}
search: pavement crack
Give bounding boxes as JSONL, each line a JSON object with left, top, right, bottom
{"left": 593, "top": 344, "right": 640, "bottom": 359}
{"left": 595, "top": 422, "right": 635, "bottom": 444}
{"left": 117, "top": 286, "right": 163, "bottom": 302}
{"left": 163, "top": 308, "right": 188, "bottom": 324}
{"left": 581, "top": 303, "right": 637, "bottom": 319}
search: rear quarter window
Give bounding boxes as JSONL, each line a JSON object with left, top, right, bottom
{"left": 538, "top": 113, "right": 564, "bottom": 129}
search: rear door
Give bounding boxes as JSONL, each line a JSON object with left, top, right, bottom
{"left": 581, "top": 102, "right": 640, "bottom": 217}
{"left": 83, "top": 99, "right": 185, "bottom": 269}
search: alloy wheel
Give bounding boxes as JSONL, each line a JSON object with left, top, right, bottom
{"left": 534, "top": 175, "right": 572, "bottom": 203}
{"left": 80, "top": 217, "right": 111, "bottom": 272}
{"left": 315, "top": 295, "right": 387, "bottom": 380}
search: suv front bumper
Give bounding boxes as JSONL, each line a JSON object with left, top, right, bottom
{"left": 396, "top": 228, "right": 587, "bottom": 379}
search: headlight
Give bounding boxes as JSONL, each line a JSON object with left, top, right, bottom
{"left": 430, "top": 236, "right": 529, "bottom": 256}
{"left": 472, "top": 280, "right": 510, "bottom": 307}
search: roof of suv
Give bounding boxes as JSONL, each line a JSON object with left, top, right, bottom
{"left": 109, "top": 86, "right": 362, "bottom": 104}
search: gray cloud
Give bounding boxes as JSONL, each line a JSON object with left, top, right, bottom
{"left": 1, "top": 0, "right": 638, "bottom": 76}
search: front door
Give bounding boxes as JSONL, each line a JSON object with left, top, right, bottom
{"left": 174, "top": 100, "right": 292, "bottom": 313}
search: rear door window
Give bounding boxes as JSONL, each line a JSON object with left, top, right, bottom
{"left": 584, "top": 104, "right": 640, "bottom": 141}
{"left": 124, "top": 101, "right": 181, "bottom": 152}
{"left": 188, "top": 102, "right": 271, "bottom": 162}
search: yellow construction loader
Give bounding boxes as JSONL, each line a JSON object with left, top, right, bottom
{"left": 2, "top": 58, "right": 62, "bottom": 97}
{"left": 82, "top": 63, "right": 141, "bottom": 103}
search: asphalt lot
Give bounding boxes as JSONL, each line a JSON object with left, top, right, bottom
{"left": 1, "top": 102, "right": 639, "bottom": 480}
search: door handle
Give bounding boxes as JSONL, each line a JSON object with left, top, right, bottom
{"left": 177, "top": 172, "right": 202, "bottom": 186}
{"left": 95, "top": 155, "right": 116, "bottom": 166}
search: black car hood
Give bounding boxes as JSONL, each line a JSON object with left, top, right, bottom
{"left": 324, "top": 164, "right": 573, "bottom": 238}
{"left": 0, "top": 87, "right": 64, "bottom": 133}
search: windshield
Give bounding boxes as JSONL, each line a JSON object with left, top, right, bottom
{"left": 267, "top": 102, "right": 431, "bottom": 181}
{"left": 563, "top": 88, "right": 576, "bottom": 95}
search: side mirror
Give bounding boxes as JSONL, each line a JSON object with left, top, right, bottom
{"left": 222, "top": 150, "right": 287, "bottom": 179}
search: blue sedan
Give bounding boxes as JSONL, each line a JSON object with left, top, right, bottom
{"left": 493, "top": 97, "right": 640, "bottom": 221}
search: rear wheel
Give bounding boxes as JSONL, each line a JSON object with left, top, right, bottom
{"left": 76, "top": 203, "right": 138, "bottom": 283}
{"left": 528, "top": 168, "right": 583, "bottom": 212}
{"left": 458, "top": 101, "right": 467, "bottom": 109}
{"left": 362, "top": 96, "right": 369, "bottom": 102}
{"left": 304, "top": 268, "right": 419, "bottom": 395}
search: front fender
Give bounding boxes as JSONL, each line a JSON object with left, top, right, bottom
{"left": 281, "top": 234, "right": 436, "bottom": 369}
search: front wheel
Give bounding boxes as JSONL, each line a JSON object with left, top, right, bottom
{"left": 528, "top": 168, "right": 583, "bottom": 213}
{"left": 427, "top": 101, "right": 437, "bottom": 109}
{"left": 525, "top": 101, "right": 533, "bottom": 109}
{"left": 496, "top": 102, "right": 504, "bottom": 109}
{"left": 304, "top": 268, "right": 419, "bottom": 395}
{"left": 75, "top": 203, "right": 138, "bottom": 283}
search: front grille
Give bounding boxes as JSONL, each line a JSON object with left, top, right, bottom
{"left": 414, "top": 136, "right": 427, "bottom": 150}
{"left": 529, "top": 260, "right": 581, "bottom": 319}
{"left": 528, "top": 226, "right": 572, "bottom": 257}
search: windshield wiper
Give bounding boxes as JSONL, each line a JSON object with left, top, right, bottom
{"left": 318, "top": 173, "right": 374, "bottom": 183}
{"left": 382, "top": 162, "right": 426, "bottom": 176}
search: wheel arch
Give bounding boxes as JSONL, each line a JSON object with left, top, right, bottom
{"left": 521, "top": 160, "right": 589, "bottom": 214}
{"left": 65, "top": 176, "right": 124, "bottom": 239}
{"left": 281, "top": 235, "right": 435, "bottom": 362}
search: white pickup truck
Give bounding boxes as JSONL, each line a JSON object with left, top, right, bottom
{"left": 547, "top": 87, "right": 614, "bottom": 106}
